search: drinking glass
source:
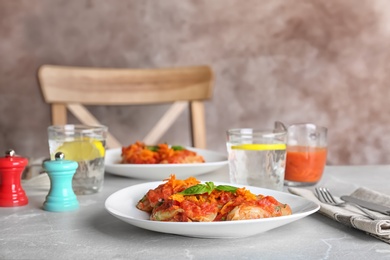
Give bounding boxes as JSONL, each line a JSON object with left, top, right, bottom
{"left": 48, "top": 124, "right": 107, "bottom": 195}
{"left": 226, "top": 128, "right": 287, "bottom": 191}
{"left": 284, "top": 123, "right": 327, "bottom": 187}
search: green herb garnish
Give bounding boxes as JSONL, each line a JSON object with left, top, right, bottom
{"left": 146, "top": 145, "right": 185, "bottom": 151}
{"left": 215, "top": 185, "right": 238, "bottom": 193}
{"left": 179, "top": 182, "right": 238, "bottom": 195}
{"left": 146, "top": 145, "right": 159, "bottom": 152}
{"left": 171, "top": 145, "right": 185, "bottom": 151}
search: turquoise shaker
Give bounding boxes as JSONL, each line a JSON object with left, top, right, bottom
{"left": 43, "top": 152, "right": 79, "bottom": 212}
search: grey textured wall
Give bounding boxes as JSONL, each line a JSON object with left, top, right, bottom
{"left": 1, "top": 0, "right": 390, "bottom": 165}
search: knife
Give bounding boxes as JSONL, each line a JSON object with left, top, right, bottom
{"left": 340, "top": 196, "right": 390, "bottom": 216}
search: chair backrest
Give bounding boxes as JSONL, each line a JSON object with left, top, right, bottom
{"left": 38, "top": 65, "right": 214, "bottom": 149}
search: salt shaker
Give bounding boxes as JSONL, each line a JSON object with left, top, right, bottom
{"left": 43, "top": 152, "right": 79, "bottom": 212}
{"left": 0, "top": 149, "right": 29, "bottom": 207}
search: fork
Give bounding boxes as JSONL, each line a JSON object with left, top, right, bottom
{"left": 315, "top": 187, "right": 384, "bottom": 220}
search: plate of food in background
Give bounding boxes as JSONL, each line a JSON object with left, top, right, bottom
{"left": 104, "top": 141, "right": 228, "bottom": 180}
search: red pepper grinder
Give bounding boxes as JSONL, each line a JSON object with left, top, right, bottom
{"left": 0, "top": 149, "right": 29, "bottom": 207}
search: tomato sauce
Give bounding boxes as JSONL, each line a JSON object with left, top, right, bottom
{"left": 285, "top": 146, "right": 327, "bottom": 182}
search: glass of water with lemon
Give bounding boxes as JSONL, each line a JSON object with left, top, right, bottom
{"left": 48, "top": 125, "right": 107, "bottom": 195}
{"left": 226, "top": 128, "right": 287, "bottom": 191}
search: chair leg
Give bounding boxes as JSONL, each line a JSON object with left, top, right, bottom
{"left": 51, "top": 104, "right": 67, "bottom": 125}
{"left": 190, "top": 101, "right": 207, "bottom": 149}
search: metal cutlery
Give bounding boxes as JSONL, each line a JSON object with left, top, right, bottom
{"left": 315, "top": 187, "right": 389, "bottom": 220}
{"left": 340, "top": 195, "right": 390, "bottom": 216}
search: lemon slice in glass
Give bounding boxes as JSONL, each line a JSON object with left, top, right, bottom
{"left": 56, "top": 138, "right": 105, "bottom": 161}
{"left": 231, "top": 144, "right": 286, "bottom": 151}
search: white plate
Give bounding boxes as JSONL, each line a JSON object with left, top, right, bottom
{"left": 105, "top": 182, "right": 320, "bottom": 238}
{"left": 104, "top": 147, "right": 228, "bottom": 180}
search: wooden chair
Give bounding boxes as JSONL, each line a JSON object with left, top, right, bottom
{"left": 38, "top": 65, "right": 214, "bottom": 149}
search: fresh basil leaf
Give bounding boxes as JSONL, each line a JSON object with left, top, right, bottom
{"left": 179, "top": 184, "right": 211, "bottom": 195}
{"left": 179, "top": 182, "right": 238, "bottom": 195}
{"left": 205, "top": 182, "right": 215, "bottom": 194}
{"left": 215, "top": 185, "right": 238, "bottom": 193}
{"left": 146, "top": 145, "right": 159, "bottom": 152}
{"left": 171, "top": 145, "right": 185, "bottom": 151}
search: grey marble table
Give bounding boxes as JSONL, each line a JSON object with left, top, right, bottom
{"left": 1, "top": 165, "right": 390, "bottom": 260}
